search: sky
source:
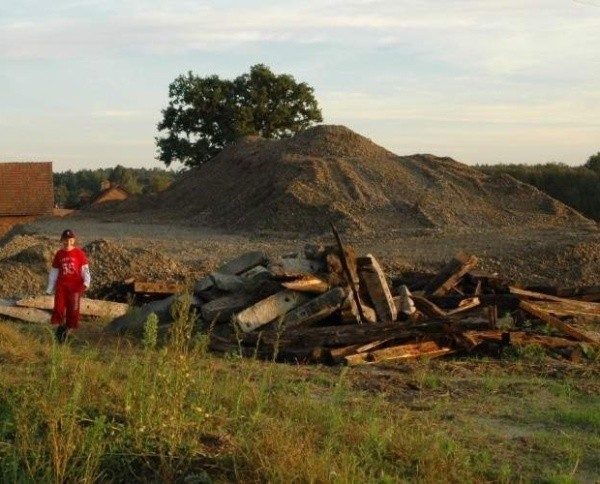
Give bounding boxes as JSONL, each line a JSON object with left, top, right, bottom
{"left": 1, "top": 0, "right": 599, "bottom": 172}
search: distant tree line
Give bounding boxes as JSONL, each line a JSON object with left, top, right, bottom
{"left": 478, "top": 152, "right": 600, "bottom": 221}
{"left": 53, "top": 165, "right": 180, "bottom": 208}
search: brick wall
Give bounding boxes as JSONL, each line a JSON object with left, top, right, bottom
{"left": 0, "top": 162, "right": 54, "bottom": 216}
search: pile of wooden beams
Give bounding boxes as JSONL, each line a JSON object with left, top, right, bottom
{"left": 4, "top": 231, "right": 597, "bottom": 366}
{"left": 182, "top": 242, "right": 600, "bottom": 365}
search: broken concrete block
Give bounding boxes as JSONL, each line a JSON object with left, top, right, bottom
{"left": 201, "top": 292, "right": 259, "bottom": 323}
{"left": 210, "top": 273, "right": 247, "bottom": 293}
{"left": 106, "top": 295, "right": 178, "bottom": 333}
{"left": 234, "top": 290, "right": 312, "bottom": 333}
{"left": 240, "top": 265, "right": 271, "bottom": 282}
{"left": 282, "top": 287, "right": 346, "bottom": 330}
{"left": 194, "top": 251, "right": 268, "bottom": 293}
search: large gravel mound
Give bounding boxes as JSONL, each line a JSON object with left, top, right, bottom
{"left": 93, "top": 125, "right": 595, "bottom": 234}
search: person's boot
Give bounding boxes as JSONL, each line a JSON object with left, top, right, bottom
{"left": 55, "top": 325, "right": 68, "bottom": 344}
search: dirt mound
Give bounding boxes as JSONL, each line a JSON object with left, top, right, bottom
{"left": 0, "top": 233, "right": 197, "bottom": 300}
{"left": 84, "top": 239, "right": 193, "bottom": 297}
{"left": 83, "top": 125, "right": 597, "bottom": 235}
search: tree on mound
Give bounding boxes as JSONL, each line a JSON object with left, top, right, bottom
{"left": 155, "top": 64, "right": 323, "bottom": 169}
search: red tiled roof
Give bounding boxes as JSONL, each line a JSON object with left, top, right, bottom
{"left": 0, "top": 162, "right": 54, "bottom": 216}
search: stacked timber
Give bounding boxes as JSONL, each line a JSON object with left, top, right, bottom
{"left": 184, "top": 245, "right": 600, "bottom": 365}
{"left": 4, "top": 234, "right": 598, "bottom": 365}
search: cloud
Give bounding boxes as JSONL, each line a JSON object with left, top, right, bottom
{"left": 2, "top": 0, "right": 597, "bottom": 63}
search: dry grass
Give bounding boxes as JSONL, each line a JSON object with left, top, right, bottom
{"left": 1, "top": 314, "right": 599, "bottom": 483}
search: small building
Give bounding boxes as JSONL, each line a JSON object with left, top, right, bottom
{"left": 0, "top": 162, "right": 54, "bottom": 216}
{"left": 88, "top": 181, "right": 130, "bottom": 206}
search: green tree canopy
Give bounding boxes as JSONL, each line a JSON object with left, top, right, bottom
{"left": 155, "top": 64, "right": 323, "bottom": 169}
{"left": 584, "top": 152, "right": 600, "bottom": 173}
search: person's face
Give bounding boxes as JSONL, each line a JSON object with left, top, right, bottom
{"left": 61, "top": 237, "right": 75, "bottom": 249}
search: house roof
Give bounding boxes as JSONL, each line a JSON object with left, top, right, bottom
{"left": 88, "top": 185, "right": 130, "bottom": 205}
{"left": 0, "top": 162, "right": 54, "bottom": 216}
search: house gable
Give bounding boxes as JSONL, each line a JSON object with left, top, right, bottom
{"left": 89, "top": 185, "right": 130, "bottom": 206}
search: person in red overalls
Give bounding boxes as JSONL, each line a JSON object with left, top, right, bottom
{"left": 46, "top": 229, "right": 91, "bottom": 343}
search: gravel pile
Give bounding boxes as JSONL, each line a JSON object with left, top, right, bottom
{"left": 97, "top": 124, "right": 594, "bottom": 235}
{"left": 0, "top": 232, "right": 198, "bottom": 300}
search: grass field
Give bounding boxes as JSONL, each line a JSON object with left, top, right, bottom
{"left": 0, "top": 313, "right": 599, "bottom": 483}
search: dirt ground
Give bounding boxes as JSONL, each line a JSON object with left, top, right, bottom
{"left": 11, "top": 209, "right": 600, "bottom": 292}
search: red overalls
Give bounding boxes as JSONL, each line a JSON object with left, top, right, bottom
{"left": 51, "top": 247, "right": 88, "bottom": 329}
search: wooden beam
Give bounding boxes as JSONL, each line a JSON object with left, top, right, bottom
{"left": 357, "top": 254, "right": 398, "bottom": 323}
{"left": 423, "top": 252, "right": 479, "bottom": 296}
{"left": 330, "top": 222, "right": 367, "bottom": 325}
{"left": 446, "top": 297, "right": 480, "bottom": 316}
{"left": 0, "top": 303, "right": 51, "bottom": 324}
{"left": 16, "top": 295, "right": 128, "bottom": 318}
{"left": 412, "top": 295, "right": 449, "bottom": 320}
{"left": 531, "top": 301, "right": 600, "bottom": 319}
{"left": 341, "top": 293, "right": 377, "bottom": 324}
{"left": 281, "top": 274, "right": 330, "bottom": 293}
{"left": 510, "top": 287, "right": 600, "bottom": 313}
{"left": 344, "top": 340, "right": 453, "bottom": 366}
{"left": 519, "top": 301, "right": 600, "bottom": 348}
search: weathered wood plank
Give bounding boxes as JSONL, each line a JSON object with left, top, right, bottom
{"left": 509, "top": 287, "right": 572, "bottom": 302}
{"left": 330, "top": 222, "right": 367, "bottom": 325}
{"left": 357, "top": 254, "right": 397, "bottom": 323}
{"left": 16, "top": 295, "right": 129, "bottom": 318}
{"left": 412, "top": 295, "right": 449, "bottom": 319}
{"left": 344, "top": 340, "right": 453, "bottom": 366}
{"left": 0, "top": 304, "right": 51, "bottom": 324}
{"left": 519, "top": 301, "right": 600, "bottom": 348}
{"left": 281, "top": 274, "right": 330, "bottom": 293}
{"left": 446, "top": 297, "right": 480, "bottom": 316}
{"left": 510, "top": 287, "right": 600, "bottom": 313}
{"left": 428, "top": 294, "right": 521, "bottom": 312}
{"left": 234, "top": 290, "right": 313, "bottom": 333}
{"left": 423, "top": 252, "right": 479, "bottom": 296}
{"left": 524, "top": 285, "right": 600, "bottom": 299}
{"left": 526, "top": 301, "right": 600, "bottom": 319}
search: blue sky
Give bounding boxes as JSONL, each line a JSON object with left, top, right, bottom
{"left": 1, "top": 0, "right": 599, "bottom": 172}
